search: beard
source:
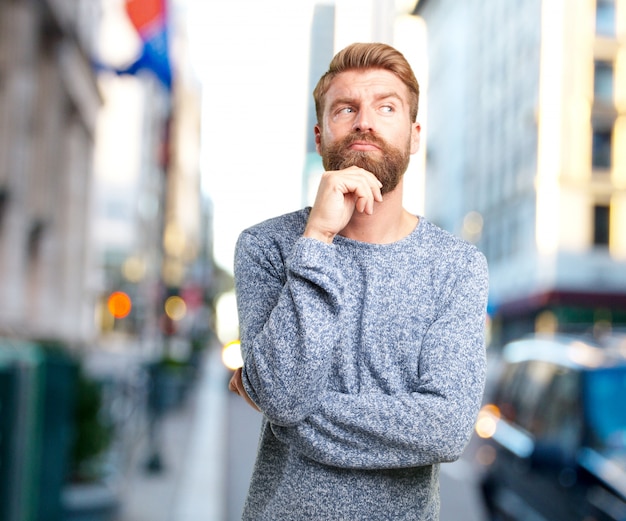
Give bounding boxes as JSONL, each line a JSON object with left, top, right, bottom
{"left": 320, "top": 132, "right": 411, "bottom": 195}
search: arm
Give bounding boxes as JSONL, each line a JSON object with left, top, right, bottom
{"left": 235, "top": 167, "right": 383, "bottom": 424}
{"left": 270, "top": 251, "right": 489, "bottom": 469}
{"left": 235, "top": 231, "right": 346, "bottom": 425}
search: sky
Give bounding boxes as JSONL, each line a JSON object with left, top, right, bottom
{"left": 186, "top": 0, "right": 320, "bottom": 273}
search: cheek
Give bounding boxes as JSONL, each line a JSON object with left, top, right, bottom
{"left": 317, "top": 129, "right": 336, "bottom": 153}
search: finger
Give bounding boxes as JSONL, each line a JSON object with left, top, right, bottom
{"left": 355, "top": 194, "right": 369, "bottom": 214}
{"left": 232, "top": 370, "right": 261, "bottom": 411}
{"left": 344, "top": 169, "right": 382, "bottom": 200}
{"left": 360, "top": 171, "right": 383, "bottom": 203}
{"left": 228, "top": 368, "right": 241, "bottom": 393}
{"left": 347, "top": 181, "right": 380, "bottom": 214}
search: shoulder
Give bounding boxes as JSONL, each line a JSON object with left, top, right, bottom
{"left": 418, "top": 218, "right": 487, "bottom": 272}
{"left": 235, "top": 208, "right": 310, "bottom": 269}
{"left": 239, "top": 208, "right": 309, "bottom": 245}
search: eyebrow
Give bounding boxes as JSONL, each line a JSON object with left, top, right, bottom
{"left": 375, "top": 91, "right": 404, "bottom": 104}
{"left": 328, "top": 91, "right": 405, "bottom": 112}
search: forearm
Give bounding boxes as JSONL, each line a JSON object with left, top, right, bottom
{"left": 272, "top": 342, "right": 486, "bottom": 469}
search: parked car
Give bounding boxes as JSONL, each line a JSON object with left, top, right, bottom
{"left": 477, "top": 334, "right": 626, "bottom": 521}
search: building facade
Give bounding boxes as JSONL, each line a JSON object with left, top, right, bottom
{"left": 0, "top": 0, "right": 212, "bottom": 352}
{"left": 0, "top": 0, "right": 101, "bottom": 344}
{"left": 92, "top": 0, "right": 213, "bottom": 355}
{"left": 415, "top": 0, "right": 626, "bottom": 345}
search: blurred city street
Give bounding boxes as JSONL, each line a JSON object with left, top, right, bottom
{"left": 2, "top": 0, "right": 625, "bottom": 519}
{"left": 113, "top": 342, "right": 232, "bottom": 521}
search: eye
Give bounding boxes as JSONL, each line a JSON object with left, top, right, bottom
{"left": 380, "top": 105, "right": 394, "bottom": 113}
{"left": 332, "top": 106, "right": 356, "bottom": 121}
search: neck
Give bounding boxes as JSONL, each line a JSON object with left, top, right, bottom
{"left": 339, "top": 180, "right": 418, "bottom": 244}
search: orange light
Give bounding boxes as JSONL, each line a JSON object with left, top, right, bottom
{"left": 475, "top": 404, "right": 501, "bottom": 439}
{"left": 107, "top": 291, "right": 132, "bottom": 319}
{"left": 475, "top": 415, "right": 498, "bottom": 439}
{"left": 480, "top": 404, "right": 501, "bottom": 419}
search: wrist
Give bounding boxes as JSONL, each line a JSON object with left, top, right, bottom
{"left": 303, "top": 226, "right": 335, "bottom": 244}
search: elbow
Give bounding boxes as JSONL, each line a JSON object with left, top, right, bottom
{"left": 442, "top": 436, "right": 471, "bottom": 462}
{"left": 252, "top": 391, "right": 313, "bottom": 426}
{"left": 440, "top": 419, "right": 475, "bottom": 462}
{"left": 422, "top": 433, "right": 470, "bottom": 465}
{"left": 242, "top": 362, "right": 319, "bottom": 426}
{"left": 420, "top": 412, "right": 475, "bottom": 464}
{"left": 242, "top": 373, "right": 312, "bottom": 426}
{"left": 259, "top": 385, "right": 316, "bottom": 426}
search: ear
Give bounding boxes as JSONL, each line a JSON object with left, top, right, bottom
{"left": 410, "top": 122, "right": 421, "bottom": 155}
{"left": 314, "top": 125, "right": 322, "bottom": 155}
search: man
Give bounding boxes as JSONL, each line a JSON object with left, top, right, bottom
{"left": 229, "top": 42, "right": 489, "bottom": 520}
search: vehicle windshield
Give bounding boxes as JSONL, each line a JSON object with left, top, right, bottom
{"left": 584, "top": 367, "right": 626, "bottom": 450}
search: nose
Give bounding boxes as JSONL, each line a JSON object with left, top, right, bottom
{"left": 352, "top": 107, "right": 374, "bottom": 132}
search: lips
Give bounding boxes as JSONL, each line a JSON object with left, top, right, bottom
{"left": 344, "top": 134, "right": 384, "bottom": 152}
{"left": 348, "top": 141, "right": 381, "bottom": 151}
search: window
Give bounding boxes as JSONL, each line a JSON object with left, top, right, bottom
{"left": 532, "top": 369, "right": 582, "bottom": 452}
{"left": 596, "top": 0, "right": 616, "bottom": 36}
{"left": 593, "top": 60, "right": 613, "bottom": 102}
{"left": 495, "top": 361, "right": 555, "bottom": 432}
{"left": 592, "top": 128, "right": 612, "bottom": 169}
{"left": 584, "top": 368, "right": 626, "bottom": 450}
{"left": 594, "top": 204, "right": 610, "bottom": 246}
{"left": 494, "top": 362, "right": 526, "bottom": 425}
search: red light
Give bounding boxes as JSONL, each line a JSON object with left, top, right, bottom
{"left": 107, "top": 291, "right": 132, "bottom": 319}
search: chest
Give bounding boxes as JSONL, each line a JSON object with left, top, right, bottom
{"left": 330, "top": 259, "right": 445, "bottom": 393}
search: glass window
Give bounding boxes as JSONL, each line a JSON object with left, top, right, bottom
{"left": 584, "top": 368, "right": 626, "bottom": 450}
{"left": 592, "top": 128, "right": 612, "bottom": 169}
{"left": 495, "top": 361, "right": 555, "bottom": 432}
{"left": 594, "top": 61, "right": 614, "bottom": 102}
{"left": 594, "top": 204, "right": 610, "bottom": 246}
{"left": 596, "top": 0, "right": 616, "bottom": 36}
{"left": 532, "top": 368, "right": 582, "bottom": 452}
{"left": 494, "top": 362, "right": 525, "bottom": 423}
{"left": 516, "top": 361, "right": 556, "bottom": 432}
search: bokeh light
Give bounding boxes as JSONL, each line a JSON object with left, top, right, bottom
{"left": 475, "top": 404, "right": 501, "bottom": 439}
{"left": 107, "top": 291, "right": 132, "bottom": 319}
{"left": 164, "top": 295, "right": 187, "bottom": 321}
{"left": 222, "top": 340, "right": 243, "bottom": 370}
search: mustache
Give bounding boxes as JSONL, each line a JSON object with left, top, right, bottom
{"left": 340, "top": 132, "right": 387, "bottom": 148}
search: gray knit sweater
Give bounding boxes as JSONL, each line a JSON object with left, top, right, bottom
{"left": 234, "top": 208, "right": 489, "bottom": 521}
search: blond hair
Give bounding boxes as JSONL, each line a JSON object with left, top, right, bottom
{"left": 313, "top": 42, "right": 420, "bottom": 123}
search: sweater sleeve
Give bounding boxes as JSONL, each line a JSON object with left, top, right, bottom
{"left": 270, "top": 250, "right": 489, "bottom": 469}
{"left": 235, "top": 231, "right": 345, "bottom": 426}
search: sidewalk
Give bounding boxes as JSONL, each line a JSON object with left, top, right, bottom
{"left": 114, "top": 344, "right": 230, "bottom": 521}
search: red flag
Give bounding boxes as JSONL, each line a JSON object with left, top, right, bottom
{"left": 125, "top": 0, "right": 165, "bottom": 37}
{"left": 120, "top": 0, "right": 172, "bottom": 90}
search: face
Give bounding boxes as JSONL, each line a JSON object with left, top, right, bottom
{"left": 315, "top": 68, "right": 421, "bottom": 195}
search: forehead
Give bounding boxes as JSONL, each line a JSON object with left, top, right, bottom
{"left": 325, "top": 68, "right": 409, "bottom": 106}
